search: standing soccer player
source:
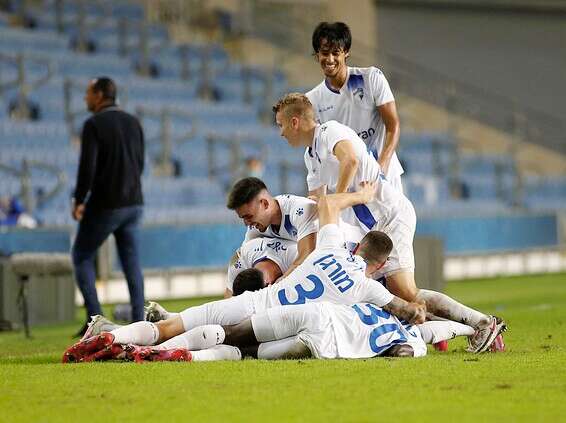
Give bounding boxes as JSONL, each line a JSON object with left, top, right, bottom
{"left": 306, "top": 22, "right": 403, "bottom": 192}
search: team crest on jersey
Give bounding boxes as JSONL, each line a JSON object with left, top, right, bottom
{"left": 353, "top": 87, "right": 364, "bottom": 100}
{"left": 296, "top": 208, "right": 304, "bottom": 216}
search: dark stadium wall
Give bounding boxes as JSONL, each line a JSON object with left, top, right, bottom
{"left": 375, "top": 4, "right": 566, "bottom": 132}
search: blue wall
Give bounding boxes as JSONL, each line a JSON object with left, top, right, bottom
{"left": 416, "top": 214, "right": 558, "bottom": 254}
{"left": 0, "top": 213, "right": 559, "bottom": 267}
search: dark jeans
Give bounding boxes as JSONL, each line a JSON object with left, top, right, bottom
{"left": 72, "top": 205, "right": 145, "bottom": 321}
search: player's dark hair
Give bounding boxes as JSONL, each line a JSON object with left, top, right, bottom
{"left": 233, "top": 268, "right": 265, "bottom": 296}
{"left": 227, "top": 177, "right": 267, "bottom": 210}
{"left": 92, "top": 76, "right": 117, "bottom": 102}
{"left": 312, "top": 22, "right": 352, "bottom": 54}
{"left": 357, "top": 231, "right": 393, "bottom": 265}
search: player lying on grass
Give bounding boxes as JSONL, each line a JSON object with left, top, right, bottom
{"left": 63, "top": 298, "right": 477, "bottom": 363}
{"left": 63, "top": 182, "right": 432, "bottom": 363}
{"left": 273, "top": 93, "right": 506, "bottom": 352}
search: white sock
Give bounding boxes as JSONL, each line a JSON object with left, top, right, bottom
{"left": 417, "top": 289, "right": 489, "bottom": 328}
{"left": 154, "top": 325, "right": 225, "bottom": 351}
{"left": 110, "top": 321, "right": 159, "bottom": 345}
{"left": 191, "top": 345, "right": 242, "bottom": 361}
{"left": 417, "top": 321, "right": 475, "bottom": 344}
{"left": 257, "top": 337, "right": 312, "bottom": 360}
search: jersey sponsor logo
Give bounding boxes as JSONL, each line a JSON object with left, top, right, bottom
{"left": 312, "top": 253, "right": 355, "bottom": 293}
{"left": 267, "top": 240, "right": 287, "bottom": 252}
{"left": 318, "top": 105, "right": 334, "bottom": 113}
{"left": 357, "top": 127, "right": 375, "bottom": 140}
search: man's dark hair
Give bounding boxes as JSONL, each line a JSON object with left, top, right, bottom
{"left": 312, "top": 22, "right": 352, "bottom": 54}
{"left": 233, "top": 268, "right": 265, "bottom": 296}
{"left": 92, "top": 77, "right": 117, "bottom": 102}
{"left": 226, "top": 177, "right": 267, "bottom": 210}
{"left": 357, "top": 231, "right": 393, "bottom": 265}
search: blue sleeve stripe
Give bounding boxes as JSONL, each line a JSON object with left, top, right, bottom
{"left": 352, "top": 204, "right": 377, "bottom": 231}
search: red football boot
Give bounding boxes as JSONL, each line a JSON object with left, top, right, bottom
{"left": 81, "top": 344, "right": 126, "bottom": 362}
{"left": 62, "top": 332, "right": 115, "bottom": 363}
{"left": 433, "top": 340, "right": 449, "bottom": 352}
{"left": 125, "top": 345, "right": 192, "bottom": 363}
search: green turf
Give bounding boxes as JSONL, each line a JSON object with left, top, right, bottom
{"left": 1, "top": 274, "right": 565, "bottom": 422}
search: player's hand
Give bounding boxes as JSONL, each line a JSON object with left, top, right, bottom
{"left": 407, "top": 301, "right": 426, "bottom": 325}
{"left": 358, "top": 181, "right": 376, "bottom": 203}
{"left": 72, "top": 203, "right": 85, "bottom": 221}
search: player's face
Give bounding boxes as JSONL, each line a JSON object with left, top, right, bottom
{"left": 235, "top": 197, "right": 270, "bottom": 232}
{"left": 316, "top": 41, "right": 349, "bottom": 79}
{"left": 276, "top": 111, "right": 301, "bottom": 147}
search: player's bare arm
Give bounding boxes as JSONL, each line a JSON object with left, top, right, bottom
{"left": 377, "top": 101, "right": 400, "bottom": 175}
{"left": 333, "top": 140, "right": 359, "bottom": 193}
{"left": 382, "top": 296, "right": 426, "bottom": 325}
{"left": 280, "top": 232, "right": 317, "bottom": 279}
{"left": 308, "top": 185, "right": 327, "bottom": 201}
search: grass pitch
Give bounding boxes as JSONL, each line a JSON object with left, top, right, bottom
{"left": 1, "top": 273, "right": 565, "bottom": 422}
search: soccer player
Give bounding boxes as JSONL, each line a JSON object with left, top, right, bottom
{"left": 272, "top": 93, "right": 505, "bottom": 353}
{"left": 170, "top": 300, "right": 476, "bottom": 360}
{"left": 225, "top": 237, "right": 297, "bottom": 297}
{"left": 227, "top": 177, "right": 318, "bottom": 278}
{"left": 63, "top": 182, "right": 429, "bottom": 363}
{"left": 307, "top": 22, "right": 403, "bottom": 192}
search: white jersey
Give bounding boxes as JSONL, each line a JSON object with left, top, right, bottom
{"left": 306, "top": 66, "right": 403, "bottom": 184}
{"left": 226, "top": 237, "right": 297, "bottom": 292}
{"left": 245, "top": 194, "right": 318, "bottom": 243}
{"left": 256, "top": 301, "right": 426, "bottom": 359}
{"left": 326, "top": 302, "right": 425, "bottom": 358}
{"left": 304, "top": 120, "right": 407, "bottom": 230}
{"left": 249, "top": 224, "right": 394, "bottom": 312}
{"left": 179, "top": 224, "right": 395, "bottom": 332}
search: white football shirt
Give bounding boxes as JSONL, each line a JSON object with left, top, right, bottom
{"left": 304, "top": 120, "right": 407, "bottom": 229}
{"left": 250, "top": 224, "right": 394, "bottom": 311}
{"left": 226, "top": 237, "right": 297, "bottom": 292}
{"left": 245, "top": 194, "right": 318, "bottom": 243}
{"left": 326, "top": 302, "right": 425, "bottom": 359}
{"left": 306, "top": 66, "right": 403, "bottom": 185}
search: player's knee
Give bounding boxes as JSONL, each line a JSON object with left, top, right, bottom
{"left": 384, "top": 344, "right": 414, "bottom": 357}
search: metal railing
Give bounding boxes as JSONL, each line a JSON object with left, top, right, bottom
{"left": 0, "top": 53, "right": 54, "bottom": 120}
{"left": 0, "top": 160, "right": 67, "bottom": 213}
{"left": 135, "top": 105, "right": 197, "bottom": 176}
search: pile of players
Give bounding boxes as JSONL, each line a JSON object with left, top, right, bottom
{"left": 62, "top": 22, "right": 506, "bottom": 364}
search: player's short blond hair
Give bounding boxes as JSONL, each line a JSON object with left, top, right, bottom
{"left": 272, "top": 93, "right": 315, "bottom": 121}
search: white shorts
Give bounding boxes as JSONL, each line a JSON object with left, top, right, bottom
{"left": 251, "top": 303, "right": 427, "bottom": 359}
{"left": 251, "top": 303, "right": 338, "bottom": 359}
{"left": 341, "top": 196, "right": 416, "bottom": 277}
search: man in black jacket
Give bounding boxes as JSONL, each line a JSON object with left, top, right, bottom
{"left": 71, "top": 77, "right": 145, "bottom": 336}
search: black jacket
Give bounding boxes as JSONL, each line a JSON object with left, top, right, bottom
{"left": 73, "top": 106, "right": 144, "bottom": 210}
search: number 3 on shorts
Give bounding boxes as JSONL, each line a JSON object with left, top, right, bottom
{"left": 278, "top": 274, "right": 325, "bottom": 305}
